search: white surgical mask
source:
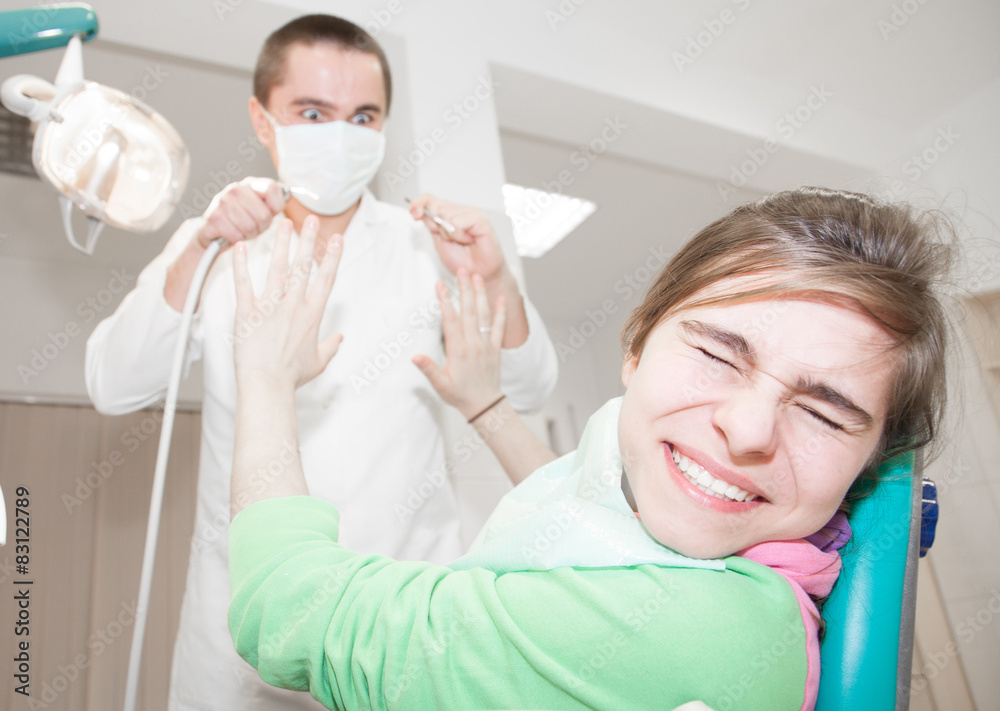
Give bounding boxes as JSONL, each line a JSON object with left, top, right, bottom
{"left": 262, "top": 107, "right": 386, "bottom": 215}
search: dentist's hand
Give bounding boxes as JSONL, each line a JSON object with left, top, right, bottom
{"left": 195, "top": 177, "right": 286, "bottom": 250}
{"left": 408, "top": 194, "right": 529, "bottom": 348}
{"left": 233, "top": 215, "right": 344, "bottom": 391}
{"left": 408, "top": 194, "right": 508, "bottom": 284}
{"left": 166, "top": 177, "right": 287, "bottom": 312}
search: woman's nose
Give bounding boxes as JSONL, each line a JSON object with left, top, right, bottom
{"left": 711, "top": 386, "right": 779, "bottom": 458}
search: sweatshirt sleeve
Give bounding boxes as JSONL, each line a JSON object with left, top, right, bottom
{"left": 229, "top": 496, "right": 812, "bottom": 711}
{"left": 497, "top": 295, "right": 559, "bottom": 413}
{"left": 84, "top": 219, "right": 206, "bottom": 414}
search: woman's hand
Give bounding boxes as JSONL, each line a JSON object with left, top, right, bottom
{"left": 415, "top": 269, "right": 557, "bottom": 485}
{"left": 413, "top": 269, "right": 507, "bottom": 421}
{"left": 233, "top": 215, "right": 344, "bottom": 391}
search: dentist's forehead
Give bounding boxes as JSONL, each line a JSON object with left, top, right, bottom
{"left": 259, "top": 46, "right": 384, "bottom": 118}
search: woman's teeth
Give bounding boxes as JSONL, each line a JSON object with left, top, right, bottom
{"left": 671, "top": 449, "right": 758, "bottom": 503}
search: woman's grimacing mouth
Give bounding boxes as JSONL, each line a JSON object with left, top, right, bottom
{"left": 665, "top": 443, "right": 769, "bottom": 505}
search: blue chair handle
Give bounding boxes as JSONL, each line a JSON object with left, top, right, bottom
{"left": 920, "top": 478, "right": 938, "bottom": 557}
{"left": 816, "top": 451, "right": 920, "bottom": 711}
{"left": 0, "top": 4, "right": 98, "bottom": 59}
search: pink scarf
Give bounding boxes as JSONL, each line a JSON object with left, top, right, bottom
{"left": 737, "top": 536, "right": 843, "bottom": 711}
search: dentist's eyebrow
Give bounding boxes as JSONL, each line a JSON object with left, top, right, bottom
{"left": 290, "top": 98, "right": 383, "bottom": 115}
{"left": 681, "top": 320, "right": 756, "bottom": 364}
{"left": 351, "top": 102, "right": 383, "bottom": 115}
{"left": 291, "top": 97, "right": 335, "bottom": 108}
{"left": 796, "top": 378, "right": 874, "bottom": 427}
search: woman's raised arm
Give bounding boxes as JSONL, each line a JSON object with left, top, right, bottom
{"left": 413, "top": 271, "right": 558, "bottom": 485}
{"left": 230, "top": 215, "right": 343, "bottom": 518}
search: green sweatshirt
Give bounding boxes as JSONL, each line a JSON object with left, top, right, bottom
{"left": 229, "top": 496, "right": 808, "bottom": 711}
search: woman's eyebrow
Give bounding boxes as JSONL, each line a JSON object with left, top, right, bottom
{"left": 681, "top": 320, "right": 756, "bottom": 364}
{"left": 796, "top": 378, "right": 874, "bottom": 427}
{"left": 681, "top": 319, "right": 875, "bottom": 427}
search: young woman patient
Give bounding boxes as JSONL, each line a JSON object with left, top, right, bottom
{"left": 227, "top": 187, "right": 950, "bottom": 711}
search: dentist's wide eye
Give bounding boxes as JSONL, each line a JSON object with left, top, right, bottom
{"left": 351, "top": 113, "right": 373, "bottom": 125}
{"left": 301, "top": 108, "right": 322, "bottom": 121}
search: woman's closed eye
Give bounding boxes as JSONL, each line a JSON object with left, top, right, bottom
{"left": 797, "top": 403, "right": 845, "bottom": 432}
{"left": 697, "top": 346, "right": 736, "bottom": 369}
{"left": 694, "top": 341, "right": 848, "bottom": 431}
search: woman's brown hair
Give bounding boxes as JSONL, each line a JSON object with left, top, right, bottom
{"left": 621, "top": 187, "right": 953, "bottom": 496}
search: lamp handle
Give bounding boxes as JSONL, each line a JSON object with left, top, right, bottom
{"left": 0, "top": 4, "right": 98, "bottom": 59}
{"left": 60, "top": 196, "right": 105, "bottom": 255}
{"left": 0, "top": 74, "right": 57, "bottom": 122}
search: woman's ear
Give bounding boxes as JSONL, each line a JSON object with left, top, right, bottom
{"left": 621, "top": 350, "right": 639, "bottom": 388}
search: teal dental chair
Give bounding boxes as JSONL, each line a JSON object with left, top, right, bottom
{"left": 816, "top": 451, "right": 935, "bottom": 711}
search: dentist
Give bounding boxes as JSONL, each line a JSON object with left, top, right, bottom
{"left": 85, "top": 14, "right": 557, "bottom": 711}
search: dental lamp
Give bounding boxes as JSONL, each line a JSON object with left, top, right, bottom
{"left": 1, "top": 5, "right": 191, "bottom": 711}
{"left": 0, "top": 3, "right": 189, "bottom": 254}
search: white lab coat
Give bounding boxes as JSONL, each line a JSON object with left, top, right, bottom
{"left": 85, "top": 191, "right": 559, "bottom": 710}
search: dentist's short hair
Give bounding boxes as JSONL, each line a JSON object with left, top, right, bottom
{"left": 254, "top": 14, "right": 392, "bottom": 114}
{"left": 621, "top": 187, "right": 955, "bottom": 491}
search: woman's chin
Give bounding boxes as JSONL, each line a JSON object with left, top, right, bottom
{"left": 646, "top": 526, "right": 741, "bottom": 560}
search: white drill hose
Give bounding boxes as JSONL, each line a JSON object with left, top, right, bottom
{"left": 123, "top": 237, "right": 224, "bottom": 711}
